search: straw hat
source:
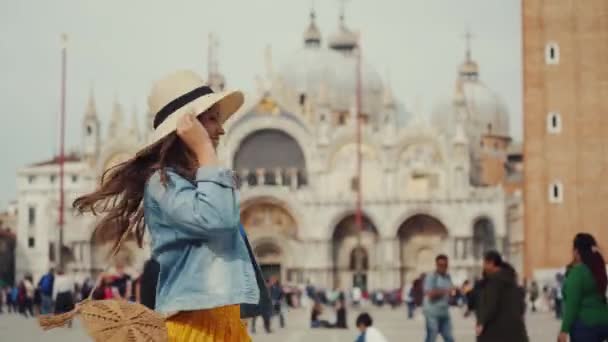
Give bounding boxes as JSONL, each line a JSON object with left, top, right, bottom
{"left": 140, "top": 70, "right": 244, "bottom": 155}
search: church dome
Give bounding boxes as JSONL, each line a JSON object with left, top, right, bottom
{"left": 431, "top": 37, "right": 509, "bottom": 140}
{"left": 279, "top": 11, "right": 383, "bottom": 119}
{"left": 431, "top": 80, "right": 509, "bottom": 139}
{"left": 278, "top": 47, "right": 383, "bottom": 116}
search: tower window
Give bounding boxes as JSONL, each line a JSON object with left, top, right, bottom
{"left": 50, "top": 175, "right": 56, "bottom": 183}
{"left": 72, "top": 175, "right": 78, "bottom": 183}
{"left": 49, "top": 242, "right": 56, "bottom": 262}
{"left": 28, "top": 237, "right": 35, "bottom": 248}
{"left": 547, "top": 112, "right": 562, "bottom": 134}
{"left": 549, "top": 181, "right": 563, "bottom": 203}
{"left": 86, "top": 125, "right": 93, "bottom": 135}
{"left": 28, "top": 175, "right": 36, "bottom": 184}
{"left": 28, "top": 206, "right": 36, "bottom": 226}
{"left": 299, "top": 93, "right": 306, "bottom": 106}
{"left": 545, "top": 42, "right": 560, "bottom": 65}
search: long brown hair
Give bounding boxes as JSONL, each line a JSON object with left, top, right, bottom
{"left": 73, "top": 133, "right": 197, "bottom": 251}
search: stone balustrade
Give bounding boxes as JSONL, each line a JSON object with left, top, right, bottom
{"left": 237, "top": 167, "right": 306, "bottom": 190}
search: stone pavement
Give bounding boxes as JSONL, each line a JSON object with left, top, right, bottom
{"left": 0, "top": 306, "right": 561, "bottom": 342}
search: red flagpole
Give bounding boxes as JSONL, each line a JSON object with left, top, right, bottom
{"left": 355, "top": 34, "right": 363, "bottom": 275}
{"left": 58, "top": 33, "right": 67, "bottom": 268}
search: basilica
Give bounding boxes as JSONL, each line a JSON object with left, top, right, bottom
{"left": 15, "top": 10, "right": 522, "bottom": 290}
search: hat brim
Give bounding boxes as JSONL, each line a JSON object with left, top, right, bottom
{"left": 136, "top": 89, "right": 244, "bottom": 157}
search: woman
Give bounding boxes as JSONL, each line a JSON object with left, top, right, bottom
{"left": 53, "top": 269, "right": 75, "bottom": 327}
{"left": 558, "top": 233, "right": 608, "bottom": 342}
{"left": 73, "top": 70, "right": 269, "bottom": 341}
{"left": 475, "top": 251, "right": 528, "bottom": 342}
{"left": 310, "top": 301, "right": 331, "bottom": 328}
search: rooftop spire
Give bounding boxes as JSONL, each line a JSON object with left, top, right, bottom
{"left": 459, "top": 28, "right": 479, "bottom": 81}
{"left": 130, "top": 104, "right": 140, "bottom": 139}
{"left": 328, "top": 0, "right": 357, "bottom": 52}
{"left": 464, "top": 29, "right": 473, "bottom": 62}
{"left": 84, "top": 85, "right": 97, "bottom": 118}
{"left": 303, "top": 7, "right": 321, "bottom": 47}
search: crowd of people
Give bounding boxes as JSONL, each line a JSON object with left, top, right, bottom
{"left": 2, "top": 232, "right": 608, "bottom": 342}
{"left": 0, "top": 261, "right": 154, "bottom": 322}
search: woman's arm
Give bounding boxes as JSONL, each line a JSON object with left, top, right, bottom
{"left": 147, "top": 167, "right": 238, "bottom": 239}
{"left": 560, "top": 266, "right": 584, "bottom": 333}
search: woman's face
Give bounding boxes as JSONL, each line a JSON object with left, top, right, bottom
{"left": 197, "top": 105, "right": 225, "bottom": 149}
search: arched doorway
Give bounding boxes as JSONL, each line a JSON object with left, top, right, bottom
{"left": 397, "top": 214, "right": 448, "bottom": 286}
{"left": 241, "top": 199, "right": 298, "bottom": 282}
{"left": 332, "top": 214, "right": 378, "bottom": 291}
{"left": 253, "top": 240, "right": 283, "bottom": 281}
{"left": 473, "top": 217, "right": 496, "bottom": 259}
{"left": 233, "top": 129, "right": 307, "bottom": 187}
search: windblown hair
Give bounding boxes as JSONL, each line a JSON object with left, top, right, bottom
{"left": 73, "top": 133, "right": 197, "bottom": 251}
{"left": 573, "top": 233, "right": 608, "bottom": 302}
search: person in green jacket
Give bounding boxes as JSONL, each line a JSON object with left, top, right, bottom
{"left": 558, "top": 233, "right": 608, "bottom": 342}
{"left": 475, "top": 250, "right": 528, "bottom": 342}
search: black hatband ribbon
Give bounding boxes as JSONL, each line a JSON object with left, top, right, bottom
{"left": 153, "top": 86, "right": 214, "bottom": 129}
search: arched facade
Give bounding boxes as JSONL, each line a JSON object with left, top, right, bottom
{"left": 397, "top": 214, "right": 449, "bottom": 285}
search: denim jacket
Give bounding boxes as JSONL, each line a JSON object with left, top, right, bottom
{"left": 143, "top": 166, "right": 271, "bottom": 317}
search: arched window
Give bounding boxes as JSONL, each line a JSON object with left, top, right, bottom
{"left": 545, "top": 42, "right": 560, "bottom": 65}
{"left": 234, "top": 129, "right": 307, "bottom": 187}
{"left": 549, "top": 181, "right": 564, "bottom": 203}
{"left": 547, "top": 112, "right": 562, "bottom": 134}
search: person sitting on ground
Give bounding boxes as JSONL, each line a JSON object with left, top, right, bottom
{"left": 310, "top": 301, "right": 332, "bottom": 328}
{"left": 334, "top": 297, "right": 348, "bottom": 329}
{"left": 354, "top": 312, "right": 388, "bottom": 342}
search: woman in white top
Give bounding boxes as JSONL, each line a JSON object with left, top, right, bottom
{"left": 53, "top": 269, "right": 75, "bottom": 318}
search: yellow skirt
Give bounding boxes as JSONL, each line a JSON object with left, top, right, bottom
{"left": 165, "top": 305, "right": 251, "bottom": 342}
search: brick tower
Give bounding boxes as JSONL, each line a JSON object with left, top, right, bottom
{"left": 523, "top": 0, "right": 608, "bottom": 276}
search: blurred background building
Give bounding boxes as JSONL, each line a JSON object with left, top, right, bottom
{"left": 13, "top": 9, "right": 524, "bottom": 289}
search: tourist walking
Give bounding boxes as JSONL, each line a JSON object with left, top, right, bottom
{"left": 53, "top": 269, "right": 75, "bottom": 327}
{"left": 557, "top": 233, "right": 608, "bottom": 342}
{"left": 22, "top": 276, "right": 34, "bottom": 317}
{"left": 475, "top": 251, "right": 528, "bottom": 342}
{"left": 423, "top": 254, "right": 455, "bottom": 342}
{"left": 72, "top": 70, "right": 271, "bottom": 341}
{"left": 269, "top": 276, "right": 286, "bottom": 328}
{"left": 37, "top": 268, "right": 54, "bottom": 315}
{"left": 529, "top": 281, "right": 539, "bottom": 312}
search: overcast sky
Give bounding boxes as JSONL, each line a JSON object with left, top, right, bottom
{"left": 0, "top": 0, "right": 521, "bottom": 209}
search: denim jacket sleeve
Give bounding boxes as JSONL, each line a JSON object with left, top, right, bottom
{"left": 147, "top": 166, "right": 239, "bottom": 239}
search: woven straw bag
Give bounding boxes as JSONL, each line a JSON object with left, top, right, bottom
{"left": 38, "top": 234, "right": 168, "bottom": 342}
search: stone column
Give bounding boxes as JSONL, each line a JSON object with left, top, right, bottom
{"left": 288, "top": 168, "right": 298, "bottom": 190}
{"left": 275, "top": 168, "right": 283, "bottom": 186}
{"left": 256, "top": 168, "right": 266, "bottom": 186}
{"left": 240, "top": 169, "right": 249, "bottom": 189}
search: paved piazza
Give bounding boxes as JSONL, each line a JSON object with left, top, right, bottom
{"left": 0, "top": 306, "right": 560, "bottom": 342}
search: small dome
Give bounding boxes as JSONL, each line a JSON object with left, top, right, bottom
{"left": 459, "top": 60, "right": 479, "bottom": 80}
{"left": 303, "top": 10, "right": 321, "bottom": 47}
{"left": 328, "top": 14, "right": 357, "bottom": 52}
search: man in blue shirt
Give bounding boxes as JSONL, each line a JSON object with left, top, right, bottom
{"left": 423, "top": 254, "right": 455, "bottom": 342}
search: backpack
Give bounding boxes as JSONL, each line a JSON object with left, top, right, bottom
{"left": 39, "top": 274, "right": 53, "bottom": 295}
